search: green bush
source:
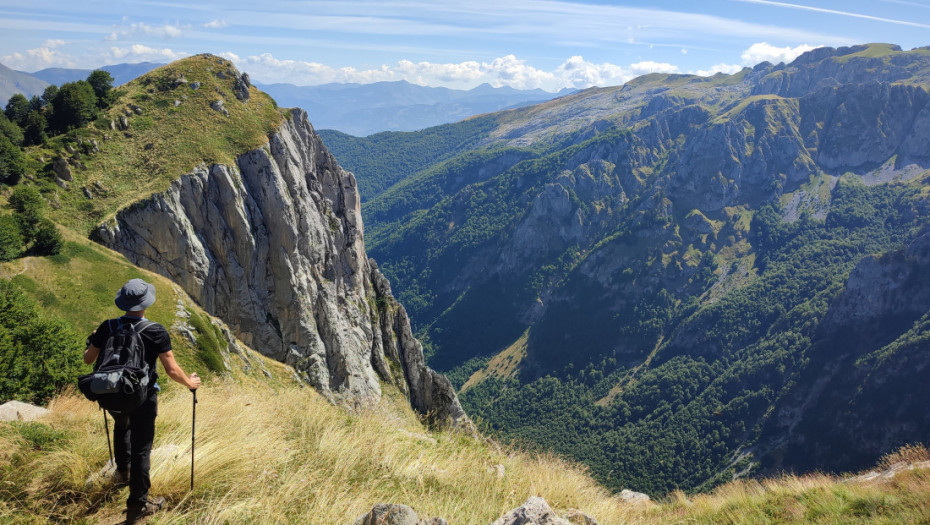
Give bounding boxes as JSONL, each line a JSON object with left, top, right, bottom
{"left": 0, "top": 279, "right": 86, "bottom": 405}
{"left": 0, "top": 215, "right": 23, "bottom": 261}
{"left": 31, "top": 219, "right": 63, "bottom": 256}
{"left": 9, "top": 185, "right": 45, "bottom": 243}
{"left": 0, "top": 134, "right": 25, "bottom": 186}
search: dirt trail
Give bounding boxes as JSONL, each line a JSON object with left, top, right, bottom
{"left": 0, "top": 257, "right": 32, "bottom": 279}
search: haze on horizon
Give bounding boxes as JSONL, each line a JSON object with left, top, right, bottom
{"left": 1, "top": 0, "right": 929, "bottom": 92}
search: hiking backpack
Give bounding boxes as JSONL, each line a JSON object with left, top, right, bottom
{"left": 77, "top": 319, "right": 155, "bottom": 414}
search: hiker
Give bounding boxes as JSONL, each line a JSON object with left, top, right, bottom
{"left": 83, "top": 278, "right": 201, "bottom": 523}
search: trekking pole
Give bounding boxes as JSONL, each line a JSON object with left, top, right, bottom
{"left": 102, "top": 408, "right": 114, "bottom": 467}
{"left": 190, "top": 389, "right": 197, "bottom": 491}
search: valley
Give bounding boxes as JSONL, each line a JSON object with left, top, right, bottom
{"left": 323, "top": 43, "right": 930, "bottom": 494}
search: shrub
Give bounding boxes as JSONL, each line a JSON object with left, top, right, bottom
{"left": 31, "top": 219, "right": 63, "bottom": 256}
{"left": 0, "top": 280, "right": 85, "bottom": 405}
{"left": 0, "top": 215, "right": 23, "bottom": 261}
{"left": 0, "top": 112, "right": 23, "bottom": 146}
{"left": 0, "top": 134, "right": 25, "bottom": 185}
{"left": 9, "top": 185, "right": 44, "bottom": 243}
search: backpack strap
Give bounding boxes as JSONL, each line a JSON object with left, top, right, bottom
{"left": 129, "top": 319, "right": 154, "bottom": 335}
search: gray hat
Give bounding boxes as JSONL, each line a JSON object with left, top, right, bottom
{"left": 115, "top": 278, "right": 156, "bottom": 311}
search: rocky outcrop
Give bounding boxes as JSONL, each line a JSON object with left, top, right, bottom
{"left": 820, "top": 229, "right": 930, "bottom": 339}
{"left": 354, "top": 498, "right": 599, "bottom": 525}
{"left": 353, "top": 504, "right": 448, "bottom": 525}
{"left": 96, "top": 107, "right": 467, "bottom": 428}
{"left": 0, "top": 400, "right": 50, "bottom": 421}
{"left": 490, "top": 497, "right": 575, "bottom": 525}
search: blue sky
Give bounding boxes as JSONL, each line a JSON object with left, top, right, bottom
{"left": 1, "top": 0, "right": 929, "bottom": 91}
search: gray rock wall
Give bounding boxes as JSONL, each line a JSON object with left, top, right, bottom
{"left": 97, "top": 108, "right": 467, "bottom": 428}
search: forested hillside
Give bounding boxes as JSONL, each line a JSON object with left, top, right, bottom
{"left": 323, "top": 43, "right": 930, "bottom": 494}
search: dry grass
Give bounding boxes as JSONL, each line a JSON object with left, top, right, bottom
{"left": 878, "top": 444, "right": 930, "bottom": 471}
{"left": 0, "top": 381, "right": 642, "bottom": 524}
{"left": 460, "top": 329, "right": 528, "bottom": 392}
{"left": 4, "top": 377, "right": 930, "bottom": 524}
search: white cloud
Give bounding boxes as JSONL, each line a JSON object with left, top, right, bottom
{"left": 694, "top": 63, "right": 745, "bottom": 76}
{"left": 230, "top": 52, "right": 691, "bottom": 90}
{"left": 740, "top": 42, "right": 820, "bottom": 66}
{"left": 203, "top": 20, "right": 227, "bottom": 29}
{"left": 396, "top": 59, "right": 484, "bottom": 84}
{"left": 1, "top": 41, "right": 75, "bottom": 69}
{"left": 629, "top": 61, "right": 680, "bottom": 74}
{"left": 108, "top": 45, "right": 188, "bottom": 62}
{"left": 555, "top": 56, "right": 628, "bottom": 88}
{"left": 106, "top": 22, "right": 185, "bottom": 41}
{"left": 483, "top": 55, "right": 554, "bottom": 89}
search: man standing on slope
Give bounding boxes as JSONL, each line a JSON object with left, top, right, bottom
{"left": 84, "top": 278, "right": 201, "bottom": 523}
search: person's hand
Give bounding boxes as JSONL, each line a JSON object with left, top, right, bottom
{"left": 189, "top": 373, "right": 201, "bottom": 391}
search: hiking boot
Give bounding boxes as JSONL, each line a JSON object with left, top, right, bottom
{"left": 125, "top": 496, "right": 165, "bottom": 524}
{"left": 112, "top": 469, "right": 129, "bottom": 487}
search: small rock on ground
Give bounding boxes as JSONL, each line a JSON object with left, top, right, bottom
{"left": 353, "top": 503, "right": 448, "bottom": 525}
{"left": 491, "top": 496, "right": 572, "bottom": 525}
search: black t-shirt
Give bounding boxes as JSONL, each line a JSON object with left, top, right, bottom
{"left": 90, "top": 316, "right": 172, "bottom": 375}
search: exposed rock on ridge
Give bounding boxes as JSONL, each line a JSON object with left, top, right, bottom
{"left": 96, "top": 107, "right": 467, "bottom": 428}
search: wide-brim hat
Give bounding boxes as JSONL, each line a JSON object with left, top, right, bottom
{"left": 115, "top": 278, "right": 156, "bottom": 311}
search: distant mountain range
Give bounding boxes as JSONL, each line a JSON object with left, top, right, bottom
{"left": 0, "top": 62, "right": 50, "bottom": 107}
{"left": 256, "top": 80, "right": 573, "bottom": 136}
{"left": 0, "top": 61, "right": 570, "bottom": 135}
{"left": 26, "top": 62, "right": 164, "bottom": 88}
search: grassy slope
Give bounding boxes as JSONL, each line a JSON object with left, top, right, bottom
{"left": 2, "top": 384, "right": 929, "bottom": 524}
{"left": 30, "top": 54, "right": 284, "bottom": 234}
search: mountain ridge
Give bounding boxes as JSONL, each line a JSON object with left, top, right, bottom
{"left": 321, "top": 43, "right": 930, "bottom": 493}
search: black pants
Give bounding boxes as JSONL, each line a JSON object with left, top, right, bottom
{"left": 110, "top": 390, "right": 157, "bottom": 508}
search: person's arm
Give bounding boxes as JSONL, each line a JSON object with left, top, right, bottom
{"left": 83, "top": 343, "right": 100, "bottom": 364}
{"left": 84, "top": 326, "right": 103, "bottom": 364}
{"left": 158, "top": 351, "right": 201, "bottom": 390}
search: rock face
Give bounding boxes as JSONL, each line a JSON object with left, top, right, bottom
{"left": 96, "top": 108, "right": 467, "bottom": 428}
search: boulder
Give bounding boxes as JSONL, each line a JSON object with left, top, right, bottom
{"left": 210, "top": 99, "right": 229, "bottom": 117}
{"left": 52, "top": 157, "right": 72, "bottom": 181}
{"left": 0, "top": 400, "right": 50, "bottom": 421}
{"left": 234, "top": 73, "right": 251, "bottom": 102}
{"left": 353, "top": 503, "right": 447, "bottom": 525}
{"left": 563, "top": 509, "right": 598, "bottom": 525}
{"left": 617, "top": 489, "right": 650, "bottom": 504}
{"left": 491, "top": 497, "right": 572, "bottom": 525}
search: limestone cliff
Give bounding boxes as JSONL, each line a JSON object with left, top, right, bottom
{"left": 96, "top": 107, "right": 467, "bottom": 428}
